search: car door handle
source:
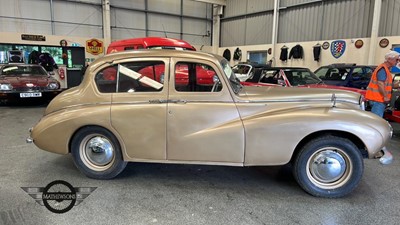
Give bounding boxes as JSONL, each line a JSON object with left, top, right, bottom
{"left": 169, "top": 99, "right": 187, "bottom": 104}
{"left": 149, "top": 99, "right": 167, "bottom": 104}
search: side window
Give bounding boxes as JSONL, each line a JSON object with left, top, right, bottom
{"left": 260, "top": 70, "right": 279, "bottom": 84}
{"left": 352, "top": 67, "right": 363, "bottom": 79}
{"left": 315, "top": 68, "right": 329, "bottom": 79}
{"left": 174, "top": 62, "right": 221, "bottom": 92}
{"left": 95, "top": 61, "right": 164, "bottom": 93}
{"left": 364, "top": 67, "right": 374, "bottom": 80}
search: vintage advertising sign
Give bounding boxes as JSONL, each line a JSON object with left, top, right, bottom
{"left": 86, "top": 39, "right": 104, "bottom": 55}
{"left": 330, "top": 40, "right": 346, "bottom": 59}
{"left": 21, "top": 34, "right": 46, "bottom": 41}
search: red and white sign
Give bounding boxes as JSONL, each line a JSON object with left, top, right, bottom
{"left": 86, "top": 39, "right": 104, "bottom": 55}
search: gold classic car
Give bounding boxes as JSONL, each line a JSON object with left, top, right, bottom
{"left": 27, "top": 50, "right": 392, "bottom": 198}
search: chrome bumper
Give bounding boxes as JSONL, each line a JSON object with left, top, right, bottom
{"left": 26, "top": 127, "right": 33, "bottom": 144}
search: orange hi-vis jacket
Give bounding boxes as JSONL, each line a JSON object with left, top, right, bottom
{"left": 365, "top": 63, "right": 393, "bottom": 103}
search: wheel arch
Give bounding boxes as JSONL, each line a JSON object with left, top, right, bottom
{"left": 290, "top": 130, "right": 368, "bottom": 163}
{"left": 68, "top": 125, "right": 122, "bottom": 153}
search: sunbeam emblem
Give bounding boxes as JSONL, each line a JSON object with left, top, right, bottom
{"left": 26, "top": 83, "right": 34, "bottom": 87}
{"left": 21, "top": 180, "right": 97, "bottom": 214}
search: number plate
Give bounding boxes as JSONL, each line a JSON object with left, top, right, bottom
{"left": 20, "top": 92, "right": 42, "bottom": 98}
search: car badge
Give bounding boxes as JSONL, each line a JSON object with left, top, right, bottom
{"left": 330, "top": 40, "right": 346, "bottom": 59}
{"left": 26, "top": 83, "right": 34, "bottom": 87}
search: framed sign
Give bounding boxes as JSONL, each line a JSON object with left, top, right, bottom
{"left": 379, "top": 38, "right": 389, "bottom": 48}
{"left": 322, "top": 41, "right": 330, "bottom": 50}
{"left": 355, "top": 39, "right": 363, "bottom": 49}
{"left": 21, "top": 34, "right": 46, "bottom": 41}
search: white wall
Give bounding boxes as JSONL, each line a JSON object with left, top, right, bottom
{"left": 0, "top": 31, "right": 213, "bottom": 58}
{"left": 218, "top": 36, "right": 400, "bottom": 71}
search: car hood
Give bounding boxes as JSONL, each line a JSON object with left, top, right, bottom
{"left": 239, "top": 86, "right": 361, "bottom": 105}
{"left": 0, "top": 75, "right": 51, "bottom": 86}
{"left": 302, "top": 84, "right": 366, "bottom": 96}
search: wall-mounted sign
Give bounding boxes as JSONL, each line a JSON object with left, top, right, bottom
{"left": 322, "top": 41, "right": 330, "bottom": 50}
{"left": 379, "top": 38, "right": 389, "bottom": 48}
{"left": 21, "top": 34, "right": 46, "bottom": 41}
{"left": 86, "top": 39, "right": 104, "bottom": 55}
{"left": 330, "top": 40, "right": 346, "bottom": 59}
{"left": 60, "top": 39, "right": 68, "bottom": 47}
{"left": 355, "top": 39, "right": 363, "bottom": 49}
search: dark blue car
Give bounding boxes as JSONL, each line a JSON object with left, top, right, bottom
{"left": 314, "top": 64, "right": 376, "bottom": 89}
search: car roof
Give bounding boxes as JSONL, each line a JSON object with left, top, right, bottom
{"left": 90, "top": 49, "right": 224, "bottom": 70}
{"left": 318, "top": 63, "right": 375, "bottom": 68}
{"left": 107, "top": 37, "right": 196, "bottom": 51}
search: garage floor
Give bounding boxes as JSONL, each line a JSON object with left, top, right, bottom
{"left": 1, "top": 105, "right": 399, "bottom": 225}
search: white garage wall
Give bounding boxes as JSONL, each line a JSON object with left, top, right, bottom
{"left": 218, "top": 36, "right": 400, "bottom": 71}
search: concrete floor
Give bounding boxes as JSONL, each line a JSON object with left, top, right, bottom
{"left": 0, "top": 104, "right": 400, "bottom": 225}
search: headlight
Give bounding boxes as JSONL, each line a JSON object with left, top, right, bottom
{"left": 0, "top": 84, "right": 13, "bottom": 90}
{"left": 47, "top": 82, "right": 59, "bottom": 90}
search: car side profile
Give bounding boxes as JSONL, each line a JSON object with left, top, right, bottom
{"left": 28, "top": 50, "right": 392, "bottom": 198}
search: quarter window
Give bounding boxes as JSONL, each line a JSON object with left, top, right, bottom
{"left": 174, "top": 62, "right": 221, "bottom": 92}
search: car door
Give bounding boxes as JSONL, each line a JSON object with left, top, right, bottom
{"left": 166, "top": 58, "right": 245, "bottom": 163}
{"left": 109, "top": 58, "right": 169, "bottom": 160}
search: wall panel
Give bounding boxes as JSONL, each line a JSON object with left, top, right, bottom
{"left": 110, "top": 0, "right": 145, "bottom": 10}
{"left": 147, "top": 0, "right": 181, "bottom": 14}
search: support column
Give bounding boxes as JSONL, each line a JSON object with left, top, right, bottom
{"left": 212, "top": 5, "right": 222, "bottom": 54}
{"left": 368, "top": 0, "right": 382, "bottom": 65}
{"left": 102, "top": 0, "right": 111, "bottom": 49}
{"left": 271, "top": 0, "right": 280, "bottom": 64}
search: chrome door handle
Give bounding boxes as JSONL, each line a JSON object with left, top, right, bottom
{"left": 149, "top": 99, "right": 167, "bottom": 104}
{"left": 169, "top": 99, "right": 187, "bottom": 104}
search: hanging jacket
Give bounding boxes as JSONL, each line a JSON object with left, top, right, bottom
{"left": 365, "top": 63, "right": 392, "bottom": 103}
{"left": 233, "top": 48, "right": 242, "bottom": 61}
{"left": 280, "top": 47, "right": 288, "bottom": 61}
{"left": 313, "top": 45, "right": 321, "bottom": 61}
{"left": 289, "top": 44, "right": 303, "bottom": 59}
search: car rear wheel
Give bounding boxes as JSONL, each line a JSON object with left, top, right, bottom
{"left": 71, "top": 127, "right": 127, "bottom": 179}
{"left": 293, "top": 135, "right": 363, "bottom": 198}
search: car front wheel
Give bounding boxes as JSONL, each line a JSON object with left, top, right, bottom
{"left": 71, "top": 126, "right": 127, "bottom": 179}
{"left": 293, "top": 135, "right": 363, "bottom": 198}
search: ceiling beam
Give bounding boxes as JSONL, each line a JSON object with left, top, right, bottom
{"left": 192, "top": 0, "right": 226, "bottom": 6}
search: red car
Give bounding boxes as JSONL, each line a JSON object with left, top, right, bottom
{"left": 0, "top": 64, "right": 62, "bottom": 103}
{"left": 241, "top": 66, "right": 366, "bottom": 97}
{"left": 106, "top": 37, "right": 196, "bottom": 53}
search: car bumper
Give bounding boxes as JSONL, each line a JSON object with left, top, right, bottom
{"left": 0, "top": 90, "right": 62, "bottom": 102}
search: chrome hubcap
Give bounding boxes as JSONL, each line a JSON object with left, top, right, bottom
{"left": 80, "top": 134, "right": 115, "bottom": 171}
{"left": 307, "top": 148, "right": 351, "bottom": 189}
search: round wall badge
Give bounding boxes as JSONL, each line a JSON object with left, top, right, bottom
{"left": 267, "top": 48, "right": 272, "bottom": 55}
{"left": 355, "top": 39, "right": 363, "bottom": 49}
{"left": 322, "top": 41, "right": 330, "bottom": 50}
{"left": 379, "top": 38, "right": 389, "bottom": 48}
